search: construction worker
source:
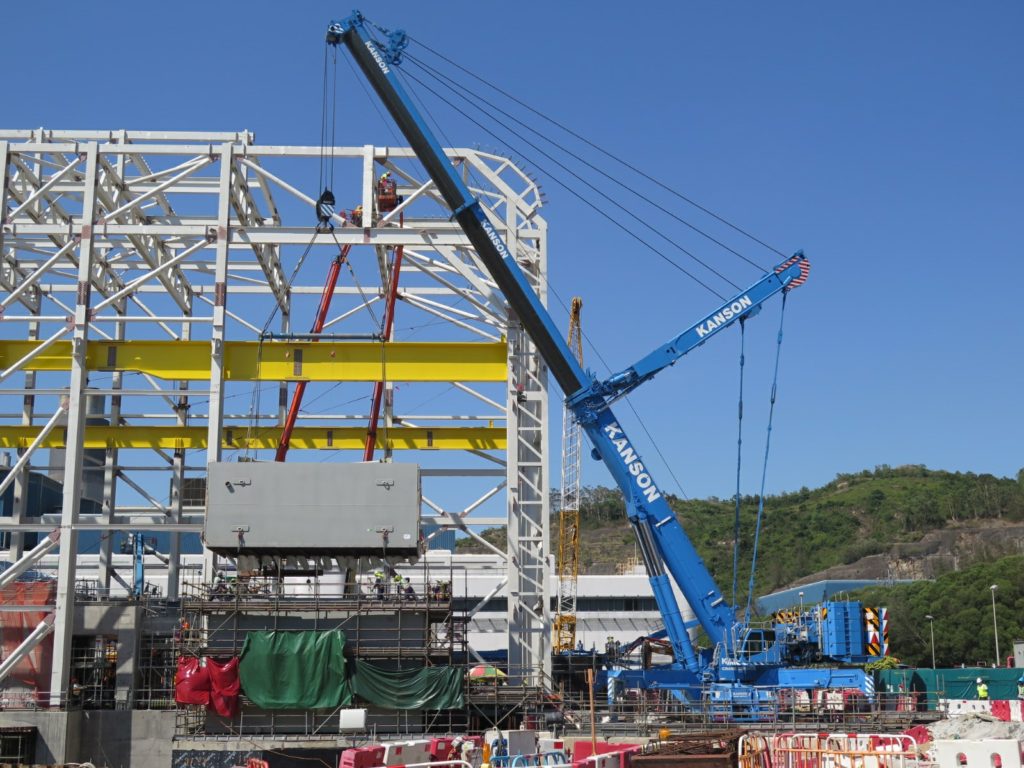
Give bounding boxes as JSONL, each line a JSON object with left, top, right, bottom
{"left": 448, "top": 737, "right": 463, "bottom": 761}
{"left": 352, "top": 204, "right": 363, "bottom": 227}
{"left": 403, "top": 577, "right": 415, "bottom": 601}
{"left": 391, "top": 572, "right": 403, "bottom": 599}
{"left": 69, "top": 677, "right": 84, "bottom": 704}
{"left": 1017, "top": 675, "right": 1024, "bottom": 700}
{"left": 377, "top": 171, "right": 399, "bottom": 212}
{"left": 373, "top": 570, "right": 385, "bottom": 600}
{"left": 976, "top": 677, "right": 989, "bottom": 700}
{"left": 605, "top": 635, "right": 617, "bottom": 659}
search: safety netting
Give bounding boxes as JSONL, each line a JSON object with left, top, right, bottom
{"left": 0, "top": 580, "right": 55, "bottom": 702}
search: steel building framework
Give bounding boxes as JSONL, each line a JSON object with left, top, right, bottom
{"left": 0, "top": 129, "right": 551, "bottom": 700}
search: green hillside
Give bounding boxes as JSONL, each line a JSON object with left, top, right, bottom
{"left": 459, "top": 465, "right": 1024, "bottom": 602}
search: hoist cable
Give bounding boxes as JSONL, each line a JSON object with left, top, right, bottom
{"left": 398, "top": 66, "right": 729, "bottom": 300}
{"left": 744, "top": 292, "right": 787, "bottom": 622}
{"left": 330, "top": 44, "right": 339, "bottom": 189}
{"left": 405, "top": 51, "right": 768, "bottom": 274}
{"left": 732, "top": 319, "right": 746, "bottom": 608}
{"left": 318, "top": 43, "right": 330, "bottom": 194}
{"left": 406, "top": 36, "right": 787, "bottom": 260}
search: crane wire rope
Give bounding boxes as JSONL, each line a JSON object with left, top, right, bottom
{"left": 744, "top": 292, "right": 787, "bottom": 622}
{"left": 395, "top": 65, "right": 733, "bottom": 301}
{"left": 405, "top": 50, "right": 768, "bottom": 274}
{"left": 393, "top": 65, "right": 497, "bottom": 210}
{"left": 405, "top": 35, "right": 787, "bottom": 260}
{"left": 732, "top": 319, "right": 746, "bottom": 608}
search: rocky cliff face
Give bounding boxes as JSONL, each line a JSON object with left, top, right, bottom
{"left": 793, "top": 521, "right": 1024, "bottom": 584}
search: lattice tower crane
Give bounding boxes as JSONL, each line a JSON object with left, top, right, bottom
{"left": 553, "top": 297, "right": 584, "bottom": 653}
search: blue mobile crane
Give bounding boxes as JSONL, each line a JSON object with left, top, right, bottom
{"left": 326, "top": 12, "right": 881, "bottom": 712}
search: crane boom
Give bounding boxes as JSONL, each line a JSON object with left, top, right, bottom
{"left": 554, "top": 298, "right": 584, "bottom": 653}
{"left": 328, "top": 13, "right": 808, "bottom": 675}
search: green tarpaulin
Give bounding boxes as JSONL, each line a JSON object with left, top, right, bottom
{"left": 878, "top": 667, "right": 1023, "bottom": 708}
{"left": 238, "top": 631, "right": 463, "bottom": 711}
{"left": 350, "top": 660, "right": 464, "bottom": 710}
{"left": 239, "top": 630, "right": 350, "bottom": 709}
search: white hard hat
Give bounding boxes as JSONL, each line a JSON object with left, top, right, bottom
{"left": 977, "top": 677, "right": 983, "bottom": 683}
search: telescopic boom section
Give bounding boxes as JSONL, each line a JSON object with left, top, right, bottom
{"left": 328, "top": 13, "right": 808, "bottom": 663}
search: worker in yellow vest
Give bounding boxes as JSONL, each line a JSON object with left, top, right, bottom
{"left": 976, "top": 678, "right": 989, "bottom": 700}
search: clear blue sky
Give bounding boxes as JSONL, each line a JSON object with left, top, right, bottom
{"left": 6, "top": 1, "right": 1022, "bottom": 500}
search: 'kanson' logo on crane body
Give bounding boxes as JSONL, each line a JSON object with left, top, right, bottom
{"left": 603, "top": 422, "right": 661, "bottom": 504}
{"left": 366, "top": 41, "right": 391, "bottom": 74}
{"left": 695, "top": 295, "right": 754, "bottom": 338}
{"left": 480, "top": 219, "right": 510, "bottom": 259}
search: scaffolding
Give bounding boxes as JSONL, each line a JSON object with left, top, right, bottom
{"left": 172, "top": 560, "right": 469, "bottom": 738}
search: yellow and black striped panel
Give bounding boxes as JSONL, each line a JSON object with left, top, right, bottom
{"left": 865, "top": 606, "right": 882, "bottom": 655}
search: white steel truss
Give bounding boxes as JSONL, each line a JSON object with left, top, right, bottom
{"left": 0, "top": 129, "right": 551, "bottom": 699}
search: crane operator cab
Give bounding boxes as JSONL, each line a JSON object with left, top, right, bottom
{"left": 377, "top": 171, "right": 400, "bottom": 213}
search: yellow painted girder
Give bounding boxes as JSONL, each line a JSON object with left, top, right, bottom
{"left": 0, "top": 340, "right": 507, "bottom": 382}
{"left": 0, "top": 425, "right": 505, "bottom": 451}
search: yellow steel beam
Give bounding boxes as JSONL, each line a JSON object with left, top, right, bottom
{"left": 0, "top": 340, "right": 507, "bottom": 382}
{"left": 0, "top": 425, "right": 505, "bottom": 451}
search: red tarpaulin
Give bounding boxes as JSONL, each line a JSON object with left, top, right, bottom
{"left": 207, "top": 657, "right": 240, "bottom": 717}
{"left": 174, "top": 656, "right": 211, "bottom": 706}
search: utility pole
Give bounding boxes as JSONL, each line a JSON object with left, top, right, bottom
{"left": 925, "top": 614, "right": 936, "bottom": 669}
{"left": 990, "top": 584, "right": 1000, "bottom": 667}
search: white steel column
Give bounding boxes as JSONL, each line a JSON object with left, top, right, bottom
{"left": 167, "top": 319, "right": 190, "bottom": 599}
{"left": 504, "top": 211, "right": 551, "bottom": 685}
{"left": 8, "top": 321, "right": 37, "bottom": 561}
{"left": 98, "top": 318, "right": 124, "bottom": 593}
{"left": 202, "top": 143, "right": 234, "bottom": 584}
{"left": 48, "top": 142, "right": 100, "bottom": 705}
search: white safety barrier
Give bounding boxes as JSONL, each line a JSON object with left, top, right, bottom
{"left": 933, "top": 740, "right": 1024, "bottom": 768}
{"left": 940, "top": 699, "right": 1024, "bottom": 722}
{"left": 739, "top": 732, "right": 928, "bottom": 768}
{"left": 381, "top": 740, "right": 434, "bottom": 766}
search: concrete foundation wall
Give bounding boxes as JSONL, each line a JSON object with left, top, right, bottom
{"left": 0, "top": 709, "right": 174, "bottom": 768}
{"left": 0, "top": 709, "right": 80, "bottom": 764}
{"left": 76, "top": 710, "right": 176, "bottom": 768}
